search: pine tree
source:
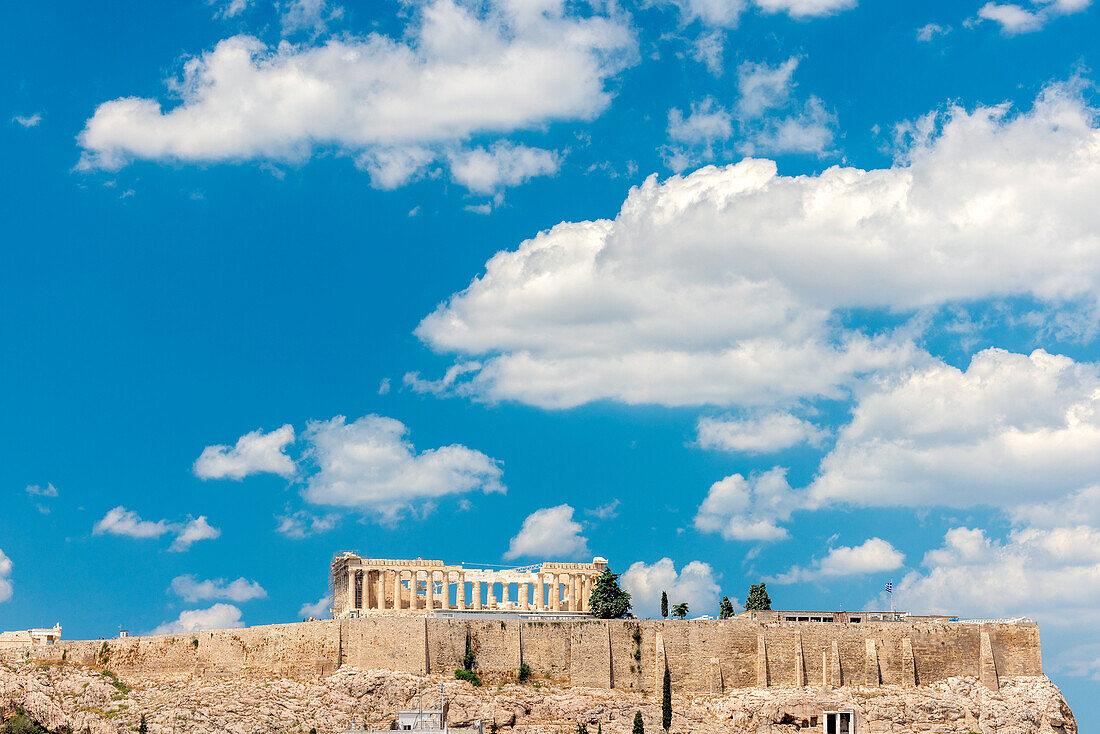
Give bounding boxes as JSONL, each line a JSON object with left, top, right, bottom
{"left": 661, "top": 665, "right": 672, "bottom": 732}
{"left": 660, "top": 591, "right": 668, "bottom": 619}
{"left": 633, "top": 711, "right": 644, "bottom": 734}
{"left": 138, "top": 715, "right": 148, "bottom": 734}
{"left": 718, "top": 597, "right": 734, "bottom": 619}
{"left": 588, "top": 570, "right": 632, "bottom": 619}
{"left": 463, "top": 628, "right": 476, "bottom": 671}
{"left": 744, "top": 583, "right": 772, "bottom": 611}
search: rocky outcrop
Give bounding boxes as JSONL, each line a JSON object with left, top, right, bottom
{"left": 0, "top": 661, "right": 1076, "bottom": 734}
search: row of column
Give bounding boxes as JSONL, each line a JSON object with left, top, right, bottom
{"left": 348, "top": 568, "right": 596, "bottom": 613}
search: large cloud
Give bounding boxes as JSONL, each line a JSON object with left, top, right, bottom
{"left": 150, "top": 603, "right": 245, "bottom": 635}
{"left": 503, "top": 504, "right": 590, "bottom": 560}
{"left": 693, "top": 468, "right": 797, "bottom": 541}
{"left": 772, "top": 537, "right": 905, "bottom": 583}
{"left": 193, "top": 424, "right": 296, "bottom": 480}
{"left": 169, "top": 574, "right": 267, "bottom": 603}
{"left": 77, "top": 0, "right": 635, "bottom": 190}
{"left": 621, "top": 558, "right": 723, "bottom": 618}
{"left": 878, "top": 525, "right": 1100, "bottom": 625}
{"left": 809, "top": 348, "right": 1100, "bottom": 510}
{"left": 301, "top": 414, "right": 504, "bottom": 518}
{"left": 416, "top": 83, "right": 1100, "bottom": 408}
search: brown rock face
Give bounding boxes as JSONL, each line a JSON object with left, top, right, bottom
{"left": 0, "top": 662, "right": 1076, "bottom": 734}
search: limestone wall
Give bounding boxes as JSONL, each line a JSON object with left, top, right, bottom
{"left": 15, "top": 617, "right": 1041, "bottom": 694}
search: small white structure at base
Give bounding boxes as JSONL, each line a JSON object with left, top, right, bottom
{"left": 0, "top": 624, "right": 62, "bottom": 648}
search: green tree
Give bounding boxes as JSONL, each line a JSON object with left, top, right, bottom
{"left": 661, "top": 665, "right": 672, "bottom": 732}
{"left": 718, "top": 597, "right": 734, "bottom": 619}
{"left": 632, "top": 712, "right": 644, "bottom": 734}
{"left": 1, "top": 711, "right": 48, "bottom": 734}
{"left": 518, "top": 662, "right": 531, "bottom": 683}
{"left": 588, "top": 570, "right": 632, "bottom": 619}
{"left": 138, "top": 715, "right": 148, "bottom": 734}
{"left": 660, "top": 591, "right": 668, "bottom": 619}
{"left": 671, "top": 602, "right": 688, "bottom": 619}
{"left": 744, "top": 583, "right": 771, "bottom": 611}
{"left": 463, "top": 628, "right": 476, "bottom": 671}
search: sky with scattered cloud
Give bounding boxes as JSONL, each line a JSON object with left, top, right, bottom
{"left": 2, "top": 0, "right": 1099, "bottom": 719}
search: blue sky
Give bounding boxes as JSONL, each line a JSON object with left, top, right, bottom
{"left": 3, "top": 0, "right": 1100, "bottom": 720}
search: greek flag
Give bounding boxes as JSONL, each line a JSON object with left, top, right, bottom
{"left": 885, "top": 582, "right": 893, "bottom": 593}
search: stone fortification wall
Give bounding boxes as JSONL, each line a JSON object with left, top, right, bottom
{"left": 10, "top": 617, "right": 1041, "bottom": 694}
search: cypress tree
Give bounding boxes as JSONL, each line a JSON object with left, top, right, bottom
{"left": 633, "top": 711, "right": 644, "bottom": 734}
{"left": 661, "top": 665, "right": 672, "bottom": 732}
{"left": 138, "top": 715, "right": 148, "bottom": 734}
{"left": 660, "top": 591, "right": 668, "bottom": 619}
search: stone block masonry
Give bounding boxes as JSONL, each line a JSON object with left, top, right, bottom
{"left": 10, "top": 617, "right": 1042, "bottom": 695}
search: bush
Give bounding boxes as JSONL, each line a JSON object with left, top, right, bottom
{"left": 632, "top": 711, "right": 644, "bottom": 734}
{"left": 98, "top": 642, "right": 111, "bottom": 666}
{"left": 0, "top": 710, "right": 49, "bottom": 734}
{"left": 671, "top": 603, "right": 688, "bottom": 619}
{"left": 518, "top": 663, "right": 531, "bottom": 683}
{"left": 455, "top": 669, "right": 482, "bottom": 687}
{"left": 389, "top": 719, "right": 398, "bottom": 730}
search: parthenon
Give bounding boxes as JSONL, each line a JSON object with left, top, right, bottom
{"left": 330, "top": 554, "right": 608, "bottom": 617}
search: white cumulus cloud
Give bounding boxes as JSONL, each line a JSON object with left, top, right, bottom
{"left": 448, "top": 143, "right": 559, "bottom": 194}
{"left": 977, "top": 0, "right": 1090, "bottom": 34}
{"left": 416, "top": 82, "right": 1100, "bottom": 409}
{"left": 193, "top": 424, "right": 296, "bottom": 480}
{"left": 301, "top": 414, "right": 504, "bottom": 519}
{"left": 170, "top": 574, "right": 267, "bottom": 602}
{"left": 809, "top": 348, "right": 1100, "bottom": 511}
{"left": 878, "top": 525, "right": 1100, "bottom": 624}
{"left": 504, "top": 504, "right": 590, "bottom": 560}
{"left": 169, "top": 517, "right": 221, "bottom": 552}
{"left": 694, "top": 468, "right": 798, "bottom": 541}
{"left": 299, "top": 595, "right": 332, "bottom": 618}
{"left": 773, "top": 537, "right": 905, "bottom": 583}
{"left": 0, "top": 549, "right": 13, "bottom": 603}
{"left": 696, "top": 412, "right": 828, "bottom": 453}
{"left": 276, "top": 509, "right": 340, "bottom": 538}
{"left": 93, "top": 507, "right": 220, "bottom": 552}
{"left": 77, "top": 0, "right": 635, "bottom": 191}
{"left": 151, "top": 603, "right": 244, "bottom": 635}
{"left": 621, "top": 558, "right": 722, "bottom": 618}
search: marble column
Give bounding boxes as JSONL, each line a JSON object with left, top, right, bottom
{"left": 348, "top": 568, "right": 356, "bottom": 613}
{"left": 457, "top": 572, "right": 466, "bottom": 610}
{"left": 473, "top": 580, "right": 483, "bottom": 610}
{"left": 535, "top": 575, "right": 545, "bottom": 611}
{"left": 518, "top": 582, "right": 529, "bottom": 611}
{"left": 376, "top": 570, "right": 386, "bottom": 610}
{"left": 551, "top": 574, "right": 560, "bottom": 611}
{"left": 426, "top": 569, "right": 435, "bottom": 611}
{"left": 394, "top": 570, "right": 403, "bottom": 610}
{"left": 441, "top": 572, "right": 450, "bottom": 610}
{"left": 570, "top": 575, "right": 579, "bottom": 612}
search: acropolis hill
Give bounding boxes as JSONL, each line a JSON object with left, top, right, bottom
{"left": 0, "top": 553, "right": 1077, "bottom": 733}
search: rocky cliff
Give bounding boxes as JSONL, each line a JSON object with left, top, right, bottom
{"left": 0, "top": 661, "right": 1075, "bottom": 734}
